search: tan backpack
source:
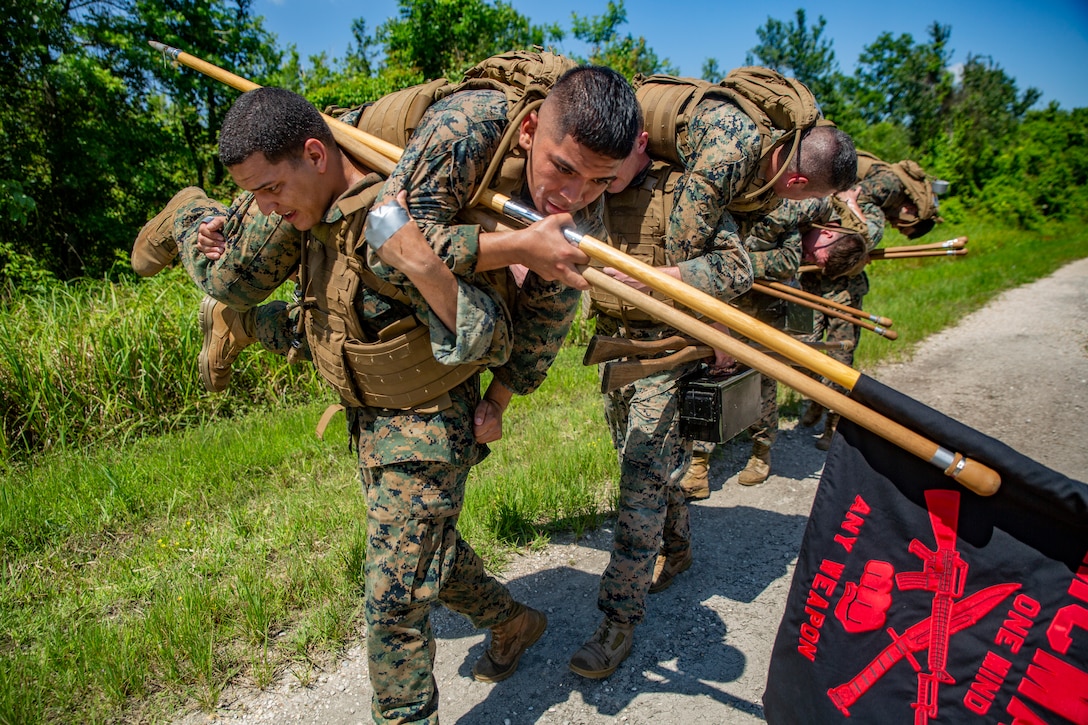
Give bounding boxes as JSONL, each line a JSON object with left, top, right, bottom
{"left": 890, "top": 159, "right": 939, "bottom": 223}
{"left": 335, "top": 50, "right": 578, "bottom": 206}
{"left": 635, "top": 67, "right": 831, "bottom": 210}
{"left": 854, "top": 150, "right": 889, "bottom": 183}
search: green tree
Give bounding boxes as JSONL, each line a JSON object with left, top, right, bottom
{"left": 701, "top": 58, "right": 723, "bottom": 82}
{"left": 747, "top": 11, "right": 837, "bottom": 95}
{"left": 121, "top": 0, "right": 282, "bottom": 191}
{"left": 0, "top": 0, "right": 283, "bottom": 284}
{"left": 377, "top": 0, "right": 562, "bottom": 81}
{"left": 849, "top": 22, "right": 954, "bottom": 149}
{"left": 570, "top": 0, "right": 677, "bottom": 78}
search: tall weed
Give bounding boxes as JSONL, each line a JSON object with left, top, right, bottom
{"left": 0, "top": 269, "right": 330, "bottom": 460}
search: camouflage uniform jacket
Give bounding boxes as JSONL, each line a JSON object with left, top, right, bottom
{"left": 374, "top": 89, "right": 589, "bottom": 396}
{"left": 856, "top": 163, "right": 908, "bottom": 247}
{"left": 739, "top": 197, "right": 831, "bottom": 281}
{"left": 666, "top": 96, "right": 779, "bottom": 299}
{"left": 733, "top": 197, "right": 831, "bottom": 319}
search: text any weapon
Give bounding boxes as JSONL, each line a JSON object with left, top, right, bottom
{"left": 151, "top": 41, "right": 1002, "bottom": 496}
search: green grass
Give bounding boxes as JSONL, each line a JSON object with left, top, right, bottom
{"left": 0, "top": 348, "right": 617, "bottom": 723}
{"left": 2, "top": 215, "right": 1086, "bottom": 722}
{"left": 0, "top": 267, "right": 329, "bottom": 461}
{"left": 855, "top": 218, "right": 1088, "bottom": 369}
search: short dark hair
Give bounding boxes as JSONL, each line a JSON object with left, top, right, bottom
{"left": 219, "top": 87, "right": 334, "bottom": 167}
{"left": 542, "top": 65, "right": 642, "bottom": 160}
{"left": 823, "top": 232, "right": 868, "bottom": 278}
{"left": 796, "top": 126, "right": 857, "bottom": 193}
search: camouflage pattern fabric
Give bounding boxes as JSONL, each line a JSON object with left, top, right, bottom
{"left": 374, "top": 89, "right": 585, "bottom": 397}
{"left": 749, "top": 372, "right": 780, "bottom": 448}
{"left": 728, "top": 198, "right": 830, "bottom": 448}
{"left": 165, "top": 92, "right": 552, "bottom": 722}
{"left": 361, "top": 436, "right": 518, "bottom": 724}
{"left": 591, "top": 97, "right": 764, "bottom": 626}
{"left": 798, "top": 271, "right": 868, "bottom": 395}
{"left": 856, "top": 163, "right": 906, "bottom": 247}
{"left": 171, "top": 190, "right": 305, "bottom": 355}
{"left": 793, "top": 161, "right": 896, "bottom": 391}
{"left": 363, "top": 88, "right": 595, "bottom": 722}
{"left": 176, "top": 190, "right": 303, "bottom": 311}
{"left": 737, "top": 197, "right": 830, "bottom": 284}
{"left": 596, "top": 315, "right": 694, "bottom": 624}
{"left": 668, "top": 97, "right": 761, "bottom": 297}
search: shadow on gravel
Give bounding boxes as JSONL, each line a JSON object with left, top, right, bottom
{"left": 431, "top": 501, "right": 809, "bottom": 723}
{"left": 711, "top": 423, "right": 829, "bottom": 489}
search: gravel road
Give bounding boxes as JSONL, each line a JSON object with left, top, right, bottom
{"left": 180, "top": 257, "right": 1088, "bottom": 725}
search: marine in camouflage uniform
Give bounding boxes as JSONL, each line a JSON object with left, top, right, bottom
{"left": 135, "top": 73, "right": 641, "bottom": 724}
{"left": 798, "top": 157, "right": 942, "bottom": 447}
{"left": 364, "top": 68, "right": 639, "bottom": 722}
{"left": 585, "top": 100, "right": 759, "bottom": 671}
{"left": 724, "top": 197, "right": 833, "bottom": 482}
{"left": 575, "top": 91, "right": 855, "bottom": 678}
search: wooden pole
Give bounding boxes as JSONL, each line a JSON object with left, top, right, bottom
{"left": 756, "top": 280, "right": 893, "bottom": 327}
{"left": 751, "top": 282, "right": 898, "bottom": 340}
{"left": 583, "top": 268, "right": 1000, "bottom": 496}
{"left": 154, "top": 41, "right": 1001, "bottom": 495}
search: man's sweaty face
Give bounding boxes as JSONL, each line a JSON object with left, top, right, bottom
{"left": 520, "top": 109, "right": 621, "bottom": 216}
{"left": 228, "top": 149, "right": 329, "bottom": 231}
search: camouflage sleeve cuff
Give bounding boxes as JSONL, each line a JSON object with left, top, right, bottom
{"left": 427, "top": 279, "right": 511, "bottom": 367}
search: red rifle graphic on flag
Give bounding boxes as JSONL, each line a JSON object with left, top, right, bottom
{"left": 897, "top": 489, "right": 968, "bottom": 723}
{"left": 827, "top": 489, "right": 1021, "bottom": 719}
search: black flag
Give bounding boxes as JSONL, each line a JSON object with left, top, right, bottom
{"left": 764, "top": 376, "right": 1088, "bottom": 724}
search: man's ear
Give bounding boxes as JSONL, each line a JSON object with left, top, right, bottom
{"left": 519, "top": 110, "right": 539, "bottom": 152}
{"left": 302, "top": 138, "right": 329, "bottom": 172}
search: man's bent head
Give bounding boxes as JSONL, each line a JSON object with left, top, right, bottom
{"left": 219, "top": 88, "right": 340, "bottom": 231}
{"left": 775, "top": 126, "right": 858, "bottom": 201}
{"left": 219, "top": 87, "right": 334, "bottom": 167}
{"left": 519, "top": 66, "right": 642, "bottom": 215}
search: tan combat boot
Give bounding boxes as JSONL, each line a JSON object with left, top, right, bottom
{"left": 738, "top": 441, "right": 771, "bottom": 486}
{"left": 569, "top": 617, "right": 635, "bottom": 679}
{"left": 816, "top": 413, "right": 840, "bottom": 451}
{"left": 198, "top": 296, "right": 257, "bottom": 393}
{"left": 678, "top": 450, "right": 711, "bottom": 500}
{"left": 472, "top": 603, "right": 547, "bottom": 683}
{"left": 131, "top": 187, "right": 204, "bottom": 277}
{"left": 649, "top": 547, "right": 693, "bottom": 594}
{"left": 800, "top": 400, "right": 826, "bottom": 428}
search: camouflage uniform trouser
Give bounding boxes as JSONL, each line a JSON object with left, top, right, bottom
{"left": 173, "top": 190, "right": 304, "bottom": 356}
{"left": 748, "top": 373, "right": 779, "bottom": 448}
{"left": 597, "top": 321, "right": 694, "bottom": 626}
{"left": 361, "top": 459, "right": 517, "bottom": 723}
{"left": 799, "top": 274, "right": 868, "bottom": 395}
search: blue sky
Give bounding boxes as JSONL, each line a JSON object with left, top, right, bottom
{"left": 253, "top": 0, "right": 1088, "bottom": 109}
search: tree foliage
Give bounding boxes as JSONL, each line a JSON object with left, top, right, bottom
{"left": 746, "top": 9, "right": 842, "bottom": 116}
{"left": 377, "top": 0, "right": 562, "bottom": 81}
{"left": 570, "top": 0, "right": 678, "bottom": 78}
{"left": 0, "top": 0, "right": 278, "bottom": 288}
{"left": 0, "top": 1, "right": 1083, "bottom": 288}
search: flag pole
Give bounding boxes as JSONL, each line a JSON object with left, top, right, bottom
{"left": 150, "top": 41, "right": 1001, "bottom": 495}
{"left": 750, "top": 282, "right": 897, "bottom": 339}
